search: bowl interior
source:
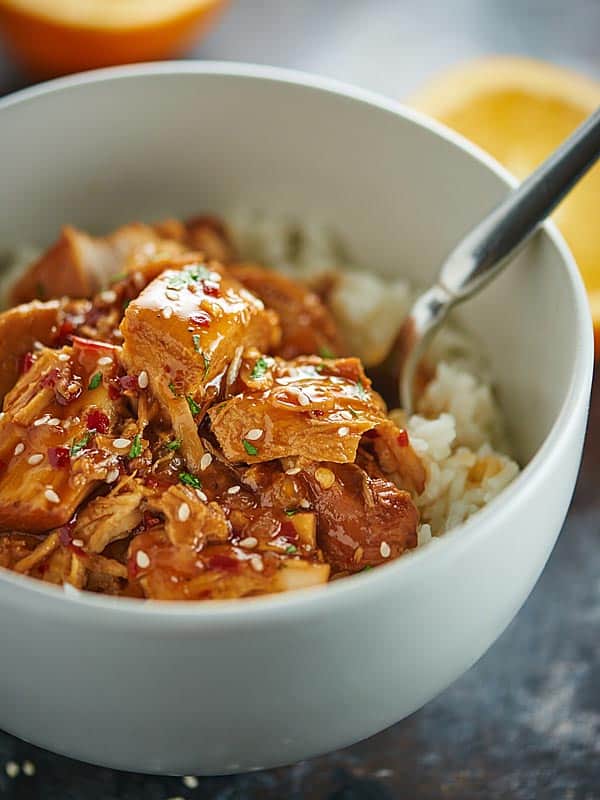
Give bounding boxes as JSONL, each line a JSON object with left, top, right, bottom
{"left": 0, "top": 64, "right": 587, "bottom": 464}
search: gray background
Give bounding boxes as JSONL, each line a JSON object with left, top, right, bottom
{"left": 1, "top": 2, "right": 599, "bottom": 798}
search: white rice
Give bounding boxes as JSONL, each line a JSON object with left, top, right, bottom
{"left": 1, "top": 211, "right": 520, "bottom": 542}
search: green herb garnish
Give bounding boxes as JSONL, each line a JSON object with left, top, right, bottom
{"left": 166, "top": 264, "right": 210, "bottom": 290}
{"left": 88, "top": 372, "right": 102, "bottom": 391}
{"left": 202, "top": 353, "right": 211, "bottom": 379}
{"left": 318, "top": 346, "right": 335, "bottom": 359}
{"left": 70, "top": 432, "right": 91, "bottom": 456}
{"left": 122, "top": 299, "right": 131, "bottom": 311}
{"left": 285, "top": 545, "right": 298, "bottom": 554}
{"left": 284, "top": 508, "right": 299, "bottom": 517}
{"left": 192, "top": 334, "right": 201, "bottom": 352}
{"left": 250, "top": 356, "right": 270, "bottom": 381}
{"left": 356, "top": 380, "right": 368, "bottom": 400}
{"left": 186, "top": 395, "right": 201, "bottom": 416}
{"left": 179, "top": 471, "right": 201, "bottom": 489}
{"left": 168, "top": 382, "right": 177, "bottom": 396}
{"left": 165, "top": 438, "right": 182, "bottom": 451}
{"left": 128, "top": 434, "right": 142, "bottom": 459}
{"left": 109, "top": 271, "right": 127, "bottom": 284}
{"left": 242, "top": 439, "right": 258, "bottom": 456}
{"left": 361, "top": 565, "right": 373, "bottom": 572}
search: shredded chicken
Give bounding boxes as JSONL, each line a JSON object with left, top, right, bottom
{"left": 0, "top": 213, "right": 425, "bottom": 600}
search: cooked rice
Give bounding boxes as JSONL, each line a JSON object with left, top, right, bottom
{"left": 1, "top": 210, "right": 520, "bottom": 544}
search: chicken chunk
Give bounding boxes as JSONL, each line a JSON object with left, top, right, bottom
{"left": 230, "top": 263, "right": 344, "bottom": 359}
{"left": 208, "top": 354, "right": 388, "bottom": 464}
{"left": 305, "top": 461, "right": 419, "bottom": 572}
{"left": 0, "top": 339, "right": 126, "bottom": 532}
{"left": 0, "top": 300, "right": 62, "bottom": 401}
{"left": 121, "top": 259, "right": 280, "bottom": 470}
{"left": 154, "top": 215, "right": 236, "bottom": 264}
{"left": 9, "top": 223, "right": 166, "bottom": 305}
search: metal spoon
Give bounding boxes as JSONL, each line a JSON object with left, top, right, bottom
{"left": 399, "top": 106, "right": 600, "bottom": 415}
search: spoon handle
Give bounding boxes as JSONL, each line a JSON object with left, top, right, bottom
{"left": 439, "top": 106, "right": 600, "bottom": 301}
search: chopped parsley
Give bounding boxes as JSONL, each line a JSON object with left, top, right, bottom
{"left": 285, "top": 545, "right": 298, "bottom": 554}
{"left": 186, "top": 395, "right": 201, "bottom": 416}
{"left": 284, "top": 509, "right": 299, "bottom": 517}
{"left": 318, "top": 345, "right": 335, "bottom": 359}
{"left": 356, "top": 380, "right": 368, "bottom": 400}
{"left": 179, "top": 471, "right": 201, "bottom": 489}
{"left": 128, "top": 434, "right": 142, "bottom": 459}
{"left": 166, "top": 264, "right": 210, "bottom": 290}
{"left": 165, "top": 438, "right": 181, "bottom": 451}
{"left": 202, "top": 353, "right": 211, "bottom": 379}
{"left": 122, "top": 299, "right": 131, "bottom": 311}
{"left": 70, "top": 431, "right": 91, "bottom": 456}
{"left": 250, "top": 356, "right": 270, "bottom": 381}
{"left": 88, "top": 372, "right": 102, "bottom": 390}
{"left": 168, "top": 382, "right": 177, "bottom": 396}
{"left": 242, "top": 439, "right": 258, "bottom": 456}
{"left": 348, "top": 407, "right": 359, "bottom": 418}
{"left": 361, "top": 565, "right": 373, "bottom": 572}
{"left": 109, "top": 271, "right": 127, "bottom": 284}
{"left": 192, "top": 334, "right": 201, "bottom": 352}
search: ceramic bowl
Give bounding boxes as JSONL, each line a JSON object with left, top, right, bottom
{"left": 0, "top": 62, "right": 593, "bottom": 774}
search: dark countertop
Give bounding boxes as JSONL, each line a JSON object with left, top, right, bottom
{"left": 1, "top": 2, "right": 599, "bottom": 797}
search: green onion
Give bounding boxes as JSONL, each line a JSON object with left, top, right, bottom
{"left": 186, "top": 395, "right": 201, "bottom": 416}
{"left": 318, "top": 346, "right": 335, "bottom": 359}
{"left": 168, "top": 382, "right": 177, "bottom": 396}
{"left": 250, "top": 356, "right": 271, "bottom": 381}
{"left": 70, "top": 432, "right": 91, "bottom": 456}
{"left": 285, "top": 545, "right": 298, "bottom": 554}
{"left": 165, "top": 438, "right": 181, "bottom": 451}
{"left": 192, "top": 334, "right": 201, "bottom": 353}
{"left": 202, "top": 353, "right": 211, "bottom": 379}
{"left": 284, "top": 509, "right": 299, "bottom": 517}
{"left": 128, "top": 434, "right": 142, "bottom": 459}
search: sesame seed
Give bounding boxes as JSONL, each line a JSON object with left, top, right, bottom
{"left": 380, "top": 541, "right": 391, "bottom": 558}
{"left": 315, "top": 467, "right": 335, "bottom": 489}
{"left": 27, "top": 453, "right": 44, "bottom": 465}
{"left": 162, "top": 306, "right": 173, "bottom": 319}
{"left": 44, "top": 488, "right": 60, "bottom": 504}
{"left": 165, "top": 289, "right": 179, "bottom": 301}
{"left": 13, "top": 443, "right": 25, "bottom": 456}
{"left": 33, "top": 415, "right": 50, "bottom": 426}
{"left": 137, "top": 370, "right": 149, "bottom": 389}
{"left": 57, "top": 353, "right": 70, "bottom": 362}
{"left": 72, "top": 538, "right": 84, "bottom": 547}
{"left": 299, "top": 499, "right": 310, "bottom": 509}
{"left": 0, "top": 412, "right": 4, "bottom": 421}
{"left": 200, "top": 453, "right": 213, "bottom": 471}
{"left": 337, "top": 426, "right": 350, "bottom": 437}
{"left": 21, "top": 761, "right": 36, "bottom": 777}
{"left": 297, "top": 391, "right": 310, "bottom": 406}
{"left": 227, "top": 485, "right": 241, "bottom": 495}
{"left": 113, "top": 438, "right": 131, "bottom": 449}
{"left": 136, "top": 550, "right": 150, "bottom": 569}
{"left": 183, "top": 776, "right": 199, "bottom": 789}
{"left": 48, "top": 418, "right": 61, "bottom": 426}
{"left": 133, "top": 271, "right": 144, "bottom": 288}
{"left": 32, "top": 340, "right": 44, "bottom": 351}
{"left": 177, "top": 502, "right": 191, "bottom": 522}
{"left": 97, "top": 356, "right": 113, "bottom": 366}
{"left": 250, "top": 555, "right": 264, "bottom": 572}
{"left": 285, "top": 467, "right": 301, "bottom": 475}
{"left": 245, "top": 428, "right": 263, "bottom": 441}
{"left": 100, "top": 289, "right": 117, "bottom": 303}
{"left": 113, "top": 328, "right": 124, "bottom": 340}
{"left": 5, "top": 761, "right": 19, "bottom": 778}
{"left": 239, "top": 536, "right": 258, "bottom": 549}
{"left": 106, "top": 468, "right": 120, "bottom": 483}
{"left": 195, "top": 489, "right": 208, "bottom": 503}
{"left": 339, "top": 410, "right": 353, "bottom": 420}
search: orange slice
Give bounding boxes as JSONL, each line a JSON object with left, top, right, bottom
{"left": 0, "top": 0, "right": 229, "bottom": 78}
{"left": 409, "top": 57, "right": 600, "bottom": 352}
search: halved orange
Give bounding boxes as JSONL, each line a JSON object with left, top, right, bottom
{"left": 409, "top": 57, "right": 600, "bottom": 352}
{"left": 0, "top": 0, "right": 229, "bottom": 78}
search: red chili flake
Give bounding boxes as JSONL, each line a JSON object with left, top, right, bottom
{"left": 58, "top": 525, "right": 73, "bottom": 546}
{"left": 363, "top": 429, "right": 378, "bottom": 439}
{"left": 279, "top": 521, "right": 299, "bottom": 542}
{"left": 190, "top": 311, "right": 211, "bottom": 329}
{"left": 41, "top": 368, "right": 61, "bottom": 388}
{"left": 48, "top": 446, "right": 70, "bottom": 468}
{"left": 397, "top": 429, "right": 409, "bottom": 447}
{"left": 202, "top": 281, "right": 221, "bottom": 297}
{"left": 87, "top": 409, "right": 110, "bottom": 433}
{"left": 54, "top": 320, "right": 75, "bottom": 346}
{"left": 108, "top": 381, "right": 122, "bottom": 401}
{"left": 143, "top": 511, "right": 162, "bottom": 529}
{"left": 207, "top": 554, "right": 240, "bottom": 572}
{"left": 311, "top": 409, "right": 325, "bottom": 418}
{"left": 118, "top": 374, "right": 138, "bottom": 392}
{"left": 20, "top": 351, "right": 34, "bottom": 374}
{"left": 127, "top": 555, "right": 140, "bottom": 580}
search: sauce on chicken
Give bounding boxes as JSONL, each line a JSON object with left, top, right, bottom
{"left": 0, "top": 215, "right": 424, "bottom": 600}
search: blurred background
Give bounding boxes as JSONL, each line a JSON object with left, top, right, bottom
{"left": 0, "top": 2, "right": 599, "bottom": 799}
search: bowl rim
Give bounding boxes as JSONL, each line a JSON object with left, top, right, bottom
{"left": 0, "top": 60, "right": 593, "bottom": 622}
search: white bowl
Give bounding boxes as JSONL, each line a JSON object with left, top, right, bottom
{"left": 0, "top": 62, "right": 593, "bottom": 775}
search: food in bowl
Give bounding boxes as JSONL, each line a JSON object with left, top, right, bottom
{"left": 0, "top": 212, "right": 518, "bottom": 600}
